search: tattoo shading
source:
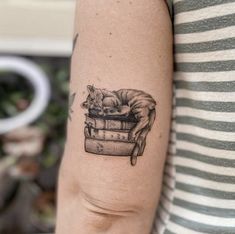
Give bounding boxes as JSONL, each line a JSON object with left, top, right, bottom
{"left": 81, "top": 85, "right": 156, "bottom": 166}
{"left": 68, "top": 93, "right": 76, "bottom": 121}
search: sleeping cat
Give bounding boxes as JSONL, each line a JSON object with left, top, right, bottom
{"left": 82, "top": 85, "right": 156, "bottom": 163}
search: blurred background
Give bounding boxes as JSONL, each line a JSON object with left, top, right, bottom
{"left": 0, "top": 0, "right": 76, "bottom": 233}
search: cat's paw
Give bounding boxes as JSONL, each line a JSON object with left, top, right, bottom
{"left": 98, "top": 110, "right": 105, "bottom": 116}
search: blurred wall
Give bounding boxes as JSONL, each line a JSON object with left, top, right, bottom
{"left": 0, "top": 0, "right": 76, "bottom": 56}
{"left": 0, "top": 1, "right": 76, "bottom": 233}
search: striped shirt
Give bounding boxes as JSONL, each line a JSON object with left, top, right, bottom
{"left": 152, "top": 1, "right": 235, "bottom": 233}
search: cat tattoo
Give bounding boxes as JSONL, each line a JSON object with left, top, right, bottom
{"left": 81, "top": 85, "right": 156, "bottom": 166}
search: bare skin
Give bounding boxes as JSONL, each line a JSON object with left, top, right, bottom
{"left": 56, "top": 0, "right": 173, "bottom": 233}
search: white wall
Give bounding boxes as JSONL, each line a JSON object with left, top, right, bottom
{"left": 0, "top": 0, "right": 76, "bottom": 56}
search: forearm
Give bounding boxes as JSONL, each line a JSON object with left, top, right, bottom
{"left": 56, "top": 0, "right": 172, "bottom": 233}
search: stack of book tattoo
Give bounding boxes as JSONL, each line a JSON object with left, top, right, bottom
{"left": 82, "top": 86, "right": 156, "bottom": 166}
{"left": 84, "top": 113, "right": 138, "bottom": 156}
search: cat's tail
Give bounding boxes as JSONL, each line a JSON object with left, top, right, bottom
{"left": 130, "top": 109, "right": 156, "bottom": 166}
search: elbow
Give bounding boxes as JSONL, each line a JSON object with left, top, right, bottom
{"left": 79, "top": 190, "right": 141, "bottom": 233}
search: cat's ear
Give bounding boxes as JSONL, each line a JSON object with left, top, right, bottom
{"left": 87, "top": 85, "right": 95, "bottom": 94}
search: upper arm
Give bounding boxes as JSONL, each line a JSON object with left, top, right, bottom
{"left": 57, "top": 1, "right": 173, "bottom": 233}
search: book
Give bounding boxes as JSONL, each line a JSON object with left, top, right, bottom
{"left": 85, "top": 138, "right": 136, "bottom": 156}
{"left": 85, "top": 114, "right": 137, "bottom": 130}
{"left": 84, "top": 127, "right": 134, "bottom": 142}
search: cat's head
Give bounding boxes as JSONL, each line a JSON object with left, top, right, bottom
{"left": 81, "top": 85, "right": 103, "bottom": 110}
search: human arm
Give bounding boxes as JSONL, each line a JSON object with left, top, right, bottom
{"left": 56, "top": 0, "right": 173, "bottom": 233}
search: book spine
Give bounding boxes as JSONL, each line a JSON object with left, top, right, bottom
{"left": 104, "top": 119, "right": 121, "bottom": 129}
{"left": 85, "top": 116, "right": 136, "bottom": 130}
{"left": 85, "top": 138, "right": 135, "bottom": 156}
{"left": 85, "top": 127, "right": 131, "bottom": 142}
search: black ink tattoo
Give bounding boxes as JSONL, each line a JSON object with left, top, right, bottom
{"left": 81, "top": 85, "right": 156, "bottom": 166}
{"left": 68, "top": 92, "right": 76, "bottom": 121}
{"left": 72, "top": 33, "right": 79, "bottom": 55}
